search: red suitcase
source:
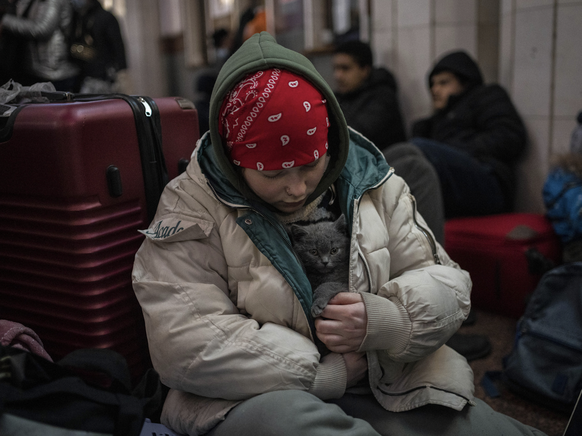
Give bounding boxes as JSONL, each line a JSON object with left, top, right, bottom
{"left": 444, "top": 213, "right": 562, "bottom": 319}
{"left": 0, "top": 94, "right": 199, "bottom": 380}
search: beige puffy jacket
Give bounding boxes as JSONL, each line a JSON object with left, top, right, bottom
{"left": 132, "top": 32, "right": 474, "bottom": 435}
{"left": 132, "top": 133, "right": 474, "bottom": 435}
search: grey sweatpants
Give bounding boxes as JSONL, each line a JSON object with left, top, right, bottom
{"left": 206, "top": 390, "right": 547, "bottom": 436}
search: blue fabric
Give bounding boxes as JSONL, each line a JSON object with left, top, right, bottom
{"left": 410, "top": 137, "right": 505, "bottom": 218}
{"left": 543, "top": 168, "right": 582, "bottom": 243}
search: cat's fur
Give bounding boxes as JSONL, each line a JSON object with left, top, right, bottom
{"left": 289, "top": 215, "right": 350, "bottom": 317}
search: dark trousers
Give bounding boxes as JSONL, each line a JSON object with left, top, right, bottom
{"left": 411, "top": 137, "right": 505, "bottom": 218}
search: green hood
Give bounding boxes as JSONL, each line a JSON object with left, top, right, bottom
{"left": 208, "top": 32, "right": 350, "bottom": 206}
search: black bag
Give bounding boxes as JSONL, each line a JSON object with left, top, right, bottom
{"left": 0, "top": 345, "right": 165, "bottom": 435}
{"left": 484, "top": 262, "right": 582, "bottom": 414}
{"left": 70, "top": 16, "right": 96, "bottom": 63}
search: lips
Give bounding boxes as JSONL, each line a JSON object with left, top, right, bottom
{"left": 282, "top": 199, "right": 305, "bottom": 209}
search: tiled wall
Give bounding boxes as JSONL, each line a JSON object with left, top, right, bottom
{"left": 370, "top": 0, "right": 582, "bottom": 213}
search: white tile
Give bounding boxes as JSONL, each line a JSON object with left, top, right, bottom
{"left": 558, "top": 0, "right": 582, "bottom": 4}
{"left": 513, "top": 117, "right": 551, "bottom": 213}
{"left": 512, "top": 7, "right": 554, "bottom": 117}
{"left": 553, "top": 4, "right": 582, "bottom": 117}
{"left": 478, "top": 0, "right": 500, "bottom": 24}
{"left": 498, "top": 11, "right": 514, "bottom": 90}
{"left": 501, "top": 0, "right": 515, "bottom": 15}
{"left": 435, "top": 24, "right": 477, "bottom": 57}
{"left": 395, "top": 26, "right": 433, "bottom": 130}
{"left": 552, "top": 118, "right": 580, "bottom": 155}
{"left": 435, "top": 0, "right": 477, "bottom": 24}
{"left": 516, "top": 0, "right": 554, "bottom": 9}
{"left": 477, "top": 23, "right": 500, "bottom": 83}
{"left": 397, "top": 0, "right": 431, "bottom": 27}
{"left": 372, "top": 30, "right": 395, "bottom": 67}
{"left": 372, "top": 0, "right": 394, "bottom": 31}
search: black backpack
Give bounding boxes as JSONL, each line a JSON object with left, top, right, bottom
{"left": 485, "top": 262, "right": 582, "bottom": 413}
{"left": 0, "top": 345, "right": 165, "bottom": 435}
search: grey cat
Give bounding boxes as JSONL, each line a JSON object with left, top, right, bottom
{"left": 289, "top": 215, "right": 350, "bottom": 317}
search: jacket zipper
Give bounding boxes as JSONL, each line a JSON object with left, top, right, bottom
{"left": 349, "top": 167, "right": 394, "bottom": 291}
{"left": 408, "top": 194, "right": 441, "bottom": 265}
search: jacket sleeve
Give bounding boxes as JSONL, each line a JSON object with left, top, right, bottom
{"left": 349, "top": 87, "right": 407, "bottom": 150}
{"left": 1, "top": 0, "right": 64, "bottom": 40}
{"left": 447, "top": 85, "right": 527, "bottom": 163}
{"left": 357, "top": 176, "right": 472, "bottom": 361}
{"left": 132, "top": 194, "right": 346, "bottom": 401}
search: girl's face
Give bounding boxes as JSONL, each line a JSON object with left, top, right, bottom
{"left": 242, "top": 153, "right": 330, "bottom": 214}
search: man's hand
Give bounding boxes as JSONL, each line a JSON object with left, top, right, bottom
{"left": 314, "top": 292, "right": 367, "bottom": 353}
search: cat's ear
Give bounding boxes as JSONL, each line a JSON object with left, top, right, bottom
{"left": 289, "top": 224, "right": 308, "bottom": 241}
{"left": 335, "top": 214, "right": 347, "bottom": 234}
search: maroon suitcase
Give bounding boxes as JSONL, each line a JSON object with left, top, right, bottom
{"left": 0, "top": 95, "right": 199, "bottom": 380}
{"left": 444, "top": 213, "right": 562, "bottom": 319}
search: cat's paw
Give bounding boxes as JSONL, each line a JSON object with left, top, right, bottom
{"left": 311, "top": 300, "right": 326, "bottom": 317}
{"left": 311, "top": 282, "right": 346, "bottom": 318}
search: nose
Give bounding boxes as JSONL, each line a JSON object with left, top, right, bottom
{"left": 333, "top": 68, "right": 343, "bottom": 85}
{"left": 285, "top": 173, "right": 307, "bottom": 198}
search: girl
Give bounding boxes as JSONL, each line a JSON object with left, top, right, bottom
{"left": 132, "top": 32, "right": 546, "bottom": 436}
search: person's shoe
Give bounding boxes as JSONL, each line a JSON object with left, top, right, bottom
{"left": 446, "top": 333, "right": 492, "bottom": 361}
{"left": 462, "top": 308, "right": 477, "bottom": 326}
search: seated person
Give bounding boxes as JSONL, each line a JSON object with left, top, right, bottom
{"left": 132, "top": 32, "right": 547, "bottom": 436}
{"left": 333, "top": 40, "right": 406, "bottom": 151}
{"left": 332, "top": 40, "right": 446, "bottom": 243}
{"left": 411, "top": 50, "right": 527, "bottom": 218}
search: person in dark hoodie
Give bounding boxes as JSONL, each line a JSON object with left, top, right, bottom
{"left": 411, "top": 50, "right": 527, "bottom": 218}
{"left": 333, "top": 40, "right": 406, "bottom": 151}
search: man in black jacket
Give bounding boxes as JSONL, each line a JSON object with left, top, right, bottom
{"left": 333, "top": 40, "right": 406, "bottom": 151}
{"left": 332, "top": 40, "right": 445, "bottom": 245}
{"left": 411, "top": 50, "right": 527, "bottom": 218}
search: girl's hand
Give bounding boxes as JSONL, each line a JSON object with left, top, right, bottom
{"left": 314, "top": 292, "right": 367, "bottom": 353}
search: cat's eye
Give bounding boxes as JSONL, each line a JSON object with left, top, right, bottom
{"left": 330, "top": 248, "right": 338, "bottom": 254}
{"left": 309, "top": 249, "right": 318, "bottom": 255}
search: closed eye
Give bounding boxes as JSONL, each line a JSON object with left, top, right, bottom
{"left": 262, "top": 171, "right": 282, "bottom": 179}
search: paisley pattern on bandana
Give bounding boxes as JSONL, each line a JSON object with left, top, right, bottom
{"left": 218, "top": 68, "right": 329, "bottom": 171}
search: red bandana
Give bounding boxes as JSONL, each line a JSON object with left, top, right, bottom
{"left": 218, "top": 68, "right": 329, "bottom": 171}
